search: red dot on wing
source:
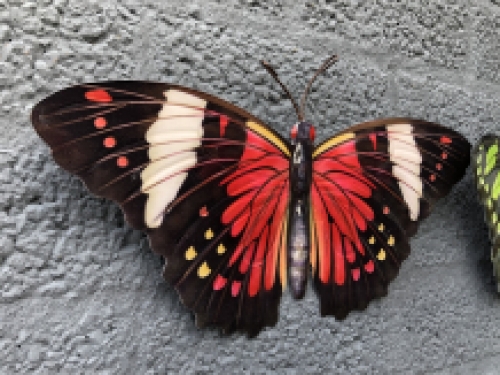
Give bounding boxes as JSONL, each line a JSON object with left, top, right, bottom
{"left": 440, "top": 136, "right": 452, "bottom": 144}
{"left": 383, "top": 206, "right": 390, "bottom": 215}
{"left": 103, "top": 136, "right": 116, "bottom": 148}
{"left": 364, "top": 260, "right": 375, "bottom": 273}
{"left": 199, "top": 206, "right": 209, "bottom": 217}
{"left": 430, "top": 174, "right": 436, "bottom": 182}
{"left": 85, "top": 89, "right": 112, "bottom": 102}
{"left": 231, "top": 281, "right": 241, "bottom": 297}
{"left": 351, "top": 268, "right": 361, "bottom": 281}
{"left": 291, "top": 124, "right": 298, "bottom": 139}
{"left": 441, "top": 152, "right": 448, "bottom": 159}
{"left": 436, "top": 163, "right": 443, "bottom": 170}
{"left": 117, "top": 156, "right": 128, "bottom": 168}
{"left": 213, "top": 275, "right": 227, "bottom": 291}
{"left": 94, "top": 117, "right": 107, "bottom": 129}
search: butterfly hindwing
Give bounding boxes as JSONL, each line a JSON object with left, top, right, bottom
{"left": 310, "top": 118, "right": 471, "bottom": 318}
{"left": 474, "top": 134, "right": 500, "bottom": 291}
{"left": 32, "top": 81, "right": 291, "bottom": 335}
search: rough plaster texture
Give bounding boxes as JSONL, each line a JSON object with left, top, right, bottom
{"left": 2, "top": 0, "right": 500, "bottom": 373}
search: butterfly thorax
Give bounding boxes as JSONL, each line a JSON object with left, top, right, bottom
{"left": 288, "top": 122, "right": 315, "bottom": 299}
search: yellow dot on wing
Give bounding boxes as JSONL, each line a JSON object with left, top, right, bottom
{"left": 493, "top": 212, "right": 498, "bottom": 225}
{"left": 185, "top": 246, "right": 197, "bottom": 260}
{"left": 217, "top": 243, "right": 226, "bottom": 255}
{"left": 205, "top": 228, "right": 214, "bottom": 240}
{"left": 485, "top": 184, "right": 490, "bottom": 193}
{"left": 378, "top": 223, "right": 384, "bottom": 232}
{"left": 368, "top": 236, "right": 375, "bottom": 245}
{"left": 377, "top": 249, "right": 386, "bottom": 261}
{"left": 488, "top": 199, "right": 494, "bottom": 209}
{"left": 387, "top": 235, "right": 395, "bottom": 246}
{"left": 198, "top": 262, "right": 211, "bottom": 278}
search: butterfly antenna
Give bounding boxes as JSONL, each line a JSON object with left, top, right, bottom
{"left": 261, "top": 60, "right": 303, "bottom": 121}
{"left": 299, "top": 54, "right": 338, "bottom": 119}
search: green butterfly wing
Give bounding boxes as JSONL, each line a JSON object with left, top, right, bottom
{"left": 474, "top": 134, "right": 500, "bottom": 290}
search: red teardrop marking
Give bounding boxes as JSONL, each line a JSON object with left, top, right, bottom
{"left": 441, "top": 152, "right": 448, "bottom": 160}
{"left": 199, "top": 206, "right": 209, "bottom": 217}
{"left": 290, "top": 124, "right": 298, "bottom": 139}
{"left": 94, "top": 117, "right": 107, "bottom": 129}
{"left": 436, "top": 163, "right": 443, "bottom": 171}
{"left": 103, "top": 136, "right": 116, "bottom": 148}
{"left": 213, "top": 275, "right": 227, "bottom": 291}
{"left": 117, "top": 156, "right": 128, "bottom": 168}
{"left": 219, "top": 115, "right": 229, "bottom": 137}
{"left": 231, "top": 281, "right": 241, "bottom": 297}
{"left": 351, "top": 268, "right": 361, "bottom": 281}
{"left": 430, "top": 174, "right": 436, "bottom": 182}
{"left": 440, "top": 136, "right": 452, "bottom": 144}
{"left": 85, "top": 89, "right": 112, "bottom": 102}
{"left": 383, "top": 206, "right": 390, "bottom": 215}
{"left": 309, "top": 125, "right": 315, "bottom": 141}
{"left": 364, "top": 260, "right": 375, "bottom": 273}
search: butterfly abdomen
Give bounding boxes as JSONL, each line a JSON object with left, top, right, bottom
{"left": 288, "top": 199, "right": 310, "bottom": 299}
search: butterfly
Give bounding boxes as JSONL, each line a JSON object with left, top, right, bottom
{"left": 31, "top": 55, "right": 471, "bottom": 336}
{"left": 474, "top": 134, "right": 500, "bottom": 292}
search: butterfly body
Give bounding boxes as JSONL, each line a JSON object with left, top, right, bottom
{"left": 32, "top": 77, "right": 471, "bottom": 336}
{"left": 288, "top": 121, "right": 315, "bottom": 299}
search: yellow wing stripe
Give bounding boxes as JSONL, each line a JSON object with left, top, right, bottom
{"left": 312, "top": 132, "right": 355, "bottom": 158}
{"left": 246, "top": 121, "right": 291, "bottom": 157}
{"left": 279, "top": 211, "right": 289, "bottom": 291}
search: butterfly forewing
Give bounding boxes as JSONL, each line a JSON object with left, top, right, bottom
{"left": 474, "top": 134, "right": 500, "bottom": 291}
{"left": 32, "top": 81, "right": 292, "bottom": 336}
{"left": 310, "top": 118, "right": 471, "bottom": 318}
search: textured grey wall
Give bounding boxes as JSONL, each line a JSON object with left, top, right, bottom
{"left": 2, "top": 0, "right": 500, "bottom": 373}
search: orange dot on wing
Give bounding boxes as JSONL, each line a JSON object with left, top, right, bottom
{"left": 436, "top": 163, "right": 443, "bottom": 170}
{"left": 383, "top": 206, "right": 390, "bottom": 215}
{"left": 430, "top": 174, "right": 436, "bottom": 182}
{"left": 103, "top": 136, "right": 116, "bottom": 148}
{"left": 441, "top": 152, "right": 448, "bottom": 159}
{"left": 94, "top": 117, "right": 107, "bottom": 129}
{"left": 117, "top": 156, "right": 128, "bottom": 168}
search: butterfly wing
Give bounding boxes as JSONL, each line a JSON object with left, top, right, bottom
{"left": 32, "top": 82, "right": 291, "bottom": 335}
{"left": 310, "top": 118, "right": 470, "bottom": 318}
{"left": 474, "top": 134, "right": 500, "bottom": 291}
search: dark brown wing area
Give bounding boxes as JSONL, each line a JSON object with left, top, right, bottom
{"left": 310, "top": 118, "right": 470, "bottom": 319}
{"left": 32, "top": 82, "right": 291, "bottom": 336}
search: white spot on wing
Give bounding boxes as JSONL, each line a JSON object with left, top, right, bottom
{"left": 388, "top": 123, "right": 422, "bottom": 221}
{"left": 141, "top": 89, "right": 207, "bottom": 228}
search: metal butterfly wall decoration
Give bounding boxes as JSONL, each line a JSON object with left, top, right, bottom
{"left": 474, "top": 134, "right": 500, "bottom": 291}
{"left": 31, "top": 55, "right": 471, "bottom": 336}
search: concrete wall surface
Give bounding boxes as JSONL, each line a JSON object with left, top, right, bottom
{"left": 2, "top": 0, "right": 500, "bottom": 373}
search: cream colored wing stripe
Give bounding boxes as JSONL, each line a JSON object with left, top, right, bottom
{"left": 387, "top": 123, "right": 423, "bottom": 221}
{"left": 141, "top": 89, "right": 207, "bottom": 228}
